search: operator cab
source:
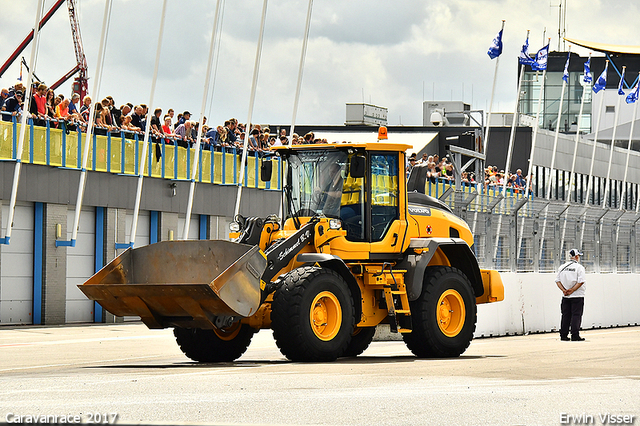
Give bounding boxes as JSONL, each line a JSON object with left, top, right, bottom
{"left": 271, "top": 145, "right": 404, "bottom": 245}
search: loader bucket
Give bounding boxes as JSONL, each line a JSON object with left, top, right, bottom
{"left": 79, "top": 240, "right": 267, "bottom": 329}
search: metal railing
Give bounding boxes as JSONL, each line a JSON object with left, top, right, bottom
{"left": 0, "top": 115, "right": 281, "bottom": 190}
{"left": 435, "top": 185, "right": 640, "bottom": 273}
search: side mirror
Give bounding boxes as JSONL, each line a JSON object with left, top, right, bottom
{"left": 260, "top": 159, "right": 273, "bottom": 182}
{"left": 349, "top": 156, "right": 366, "bottom": 178}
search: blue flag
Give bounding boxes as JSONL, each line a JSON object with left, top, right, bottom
{"left": 518, "top": 37, "right": 534, "bottom": 66}
{"left": 487, "top": 29, "right": 503, "bottom": 59}
{"left": 617, "top": 68, "right": 626, "bottom": 96}
{"left": 593, "top": 63, "right": 608, "bottom": 93}
{"left": 583, "top": 57, "right": 592, "bottom": 83}
{"left": 562, "top": 52, "right": 570, "bottom": 83}
{"left": 626, "top": 81, "right": 639, "bottom": 104}
{"left": 531, "top": 44, "right": 549, "bottom": 71}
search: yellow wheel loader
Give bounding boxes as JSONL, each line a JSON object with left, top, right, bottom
{"left": 80, "top": 142, "right": 503, "bottom": 362}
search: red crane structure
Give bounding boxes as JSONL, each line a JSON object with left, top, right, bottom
{"left": 0, "top": 0, "right": 89, "bottom": 100}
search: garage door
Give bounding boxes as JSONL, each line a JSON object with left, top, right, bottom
{"left": 122, "top": 210, "right": 150, "bottom": 322}
{"left": 65, "top": 208, "right": 95, "bottom": 323}
{"left": 125, "top": 210, "right": 150, "bottom": 248}
{"left": 0, "top": 202, "right": 34, "bottom": 324}
{"left": 177, "top": 215, "right": 200, "bottom": 240}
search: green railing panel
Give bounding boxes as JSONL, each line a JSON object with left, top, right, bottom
{"left": 0, "top": 122, "right": 13, "bottom": 159}
{"left": 0, "top": 119, "right": 282, "bottom": 191}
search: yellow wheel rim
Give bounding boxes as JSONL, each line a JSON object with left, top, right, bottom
{"left": 437, "top": 289, "right": 465, "bottom": 337}
{"left": 214, "top": 323, "right": 242, "bottom": 341}
{"left": 310, "top": 291, "right": 342, "bottom": 341}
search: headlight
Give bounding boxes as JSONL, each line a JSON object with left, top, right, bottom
{"left": 328, "top": 219, "right": 342, "bottom": 230}
{"left": 229, "top": 222, "right": 241, "bottom": 232}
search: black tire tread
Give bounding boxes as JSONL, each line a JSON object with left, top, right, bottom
{"left": 403, "top": 266, "right": 477, "bottom": 358}
{"left": 174, "top": 325, "right": 256, "bottom": 362}
{"left": 342, "top": 326, "right": 376, "bottom": 357}
{"left": 272, "top": 266, "right": 354, "bottom": 362}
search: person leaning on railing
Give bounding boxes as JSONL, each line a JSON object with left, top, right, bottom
{"left": 174, "top": 120, "right": 194, "bottom": 148}
{"left": 161, "top": 115, "right": 175, "bottom": 139}
{"left": 29, "top": 83, "right": 48, "bottom": 125}
{"left": 41, "top": 89, "right": 55, "bottom": 125}
{"left": 120, "top": 114, "right": 141, "bottom": 133}
{"left": 0, "top": 88, "right": 9, "bottom": 110}
{"left": 1, "top": 90, "right": 23, "bottom": 122}
{"left": 80, "top": 96, "right": 91, "bottom": 123}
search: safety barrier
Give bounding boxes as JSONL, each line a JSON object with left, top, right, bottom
{"left": 0, "top": 117, "right": 281, "bottom": 190}
{"left": 475, "top": 272, "right": 640, "bottom": 337}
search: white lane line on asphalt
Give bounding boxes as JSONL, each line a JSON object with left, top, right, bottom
{"left": 582, "top": 329, "right": 640, "bottom": 336}
{"left": 0, "top": 354, "right": 172, "bottom": 373}
{"left": 541, "top": 328, "right": 640, "bottom": 339}
{"left": 0, "top": 334, "right": 171, "bottom": 348}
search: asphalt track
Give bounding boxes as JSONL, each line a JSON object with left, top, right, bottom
{"left": 0, "top": 324, "right": 638, "bottom": 426}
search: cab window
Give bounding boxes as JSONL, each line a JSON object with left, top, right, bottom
{"left": 370, "top": 153, "right": 399, "bottom": 241}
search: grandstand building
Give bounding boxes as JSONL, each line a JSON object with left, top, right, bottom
{"left": 1, "top": 42, "right": 640, "bottom": 326}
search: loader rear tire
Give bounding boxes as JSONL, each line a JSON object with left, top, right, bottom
{"left": 173, "top": 323, "right": 256, "bottom": 362}
{"left": 342, "top": 326, "right": 376, "bottom": 357}
{"left": 272, "top": 266, "right": 355, "bottom": 362}
{"left": 403, "top": 266, "right": 476, "bottom": 358}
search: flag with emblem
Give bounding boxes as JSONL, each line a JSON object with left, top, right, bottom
{"left": 593, "top": 63, "right": 608, "bottom": 93}
{"left": 562, "top": 51, "right": 570, "bottom": 83}
{"left": 617, "top": 68, "right": 626, "bottom": 96}
{"left": 583, "top": 57, "right": 592, "bottom": 83}
{"left": 487, "top": 29, "right": 503, "bottom": 59}
{"left": 531, "top": 43, "right": 549, "bottom": 71}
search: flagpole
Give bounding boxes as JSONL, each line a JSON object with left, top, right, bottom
{"left": 566, "top": 52, "right": 590, "bottom": 203}
{"left": 539, "top": 44, "right": 569, "bottom": 259}
{"left": 129, "top": 0, "right": 168, "bottom": 246}
{"left": 501, "top": 64, "right": 525, "bottom": 195}
{"left": 524, "top": 65, "right": 548, "bottom": 199}
{"left": 2, "top": 0, "right": 45, "bottom": 245}
{"left": 545, "top": 45, "right": 570, "bottom": 201}
{"left": 517, "top": 65, "right": 547, "bottom": 259}
{"left": 234, "top": 0, "right": 268, "bottom": 219}
{"left": 620, "top": 75, "right": 639, "bottom": 210}
{"left": 560, "top": 50, "right": 589, "bottom": 253}
{"left": 182, "top": 0, "right": 222, "bottom": 240}
{"left": 580, "top": 60, "right": 609, "bottom": 248}
{"left": 56, "top": 0, "right": 112, "bottom": 248}
{"left": 484, "top": 20, "right": 505, "bottom": 157}
{"left": 601, "top": 66, "right": 626, "bottom": 209}
{"left": 620, "top": 88, "right": 638, "bottom": 210}
{"left": 494, "top": 57, "right": 525, "bottom": 262}
{"left": 288, "top": 0, "right": 313, "bottom": 145}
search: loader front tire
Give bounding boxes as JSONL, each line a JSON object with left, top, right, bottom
{"left": 174, "top": 323, "right": 256, "bottom": 362}
{"left": 272, "top": 266, "right": 355, "bottom": 362}
{"left": 342, "top": 326, "right": 376, "bottom": 357}
{"left": 403, "top": 266, "right": 476, "bottom": 358}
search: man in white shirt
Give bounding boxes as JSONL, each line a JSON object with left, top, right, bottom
{"left": 555, "top": 248, "right": 587, "bottom": 341}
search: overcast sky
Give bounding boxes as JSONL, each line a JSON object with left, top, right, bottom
{"left": 1, "top": 0, "right": 639, "bottom": 127}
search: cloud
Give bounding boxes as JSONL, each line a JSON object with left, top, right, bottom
{"left": 2, "top": 0, "right": 640, "bottom": 128}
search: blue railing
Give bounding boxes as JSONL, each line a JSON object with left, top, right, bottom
{"left": 0, "top": 113, "right": 282, "bottom": 190}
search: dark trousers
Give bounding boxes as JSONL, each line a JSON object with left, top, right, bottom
{"left": 560, "top": 297, "right": 584, "bottom": 338}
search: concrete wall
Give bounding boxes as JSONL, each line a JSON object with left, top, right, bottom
{"left": 475, "top": 272, "right": 640, "bottom": 337}
{"left": 377, "top": 272, "right": 640, "bottom": 341}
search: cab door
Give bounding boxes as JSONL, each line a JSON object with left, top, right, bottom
{"left": 329, "top": 150, "right": 406, "bottom": 260}
{"left": 369, "top": 152, "right": 407, "bottom": 256}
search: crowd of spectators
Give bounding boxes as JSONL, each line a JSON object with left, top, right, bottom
{"left": 406, "top": 151, "right": 529, "bottom": 192}
{"left": 1, "top": 81, "right": 531, "bottom": 191}
{"left": 1, "top": 81, "right": 329, "bottom": 157}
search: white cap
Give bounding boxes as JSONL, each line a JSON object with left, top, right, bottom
{"left": 568, "top": 248, "right": 583, "bottom": 257}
